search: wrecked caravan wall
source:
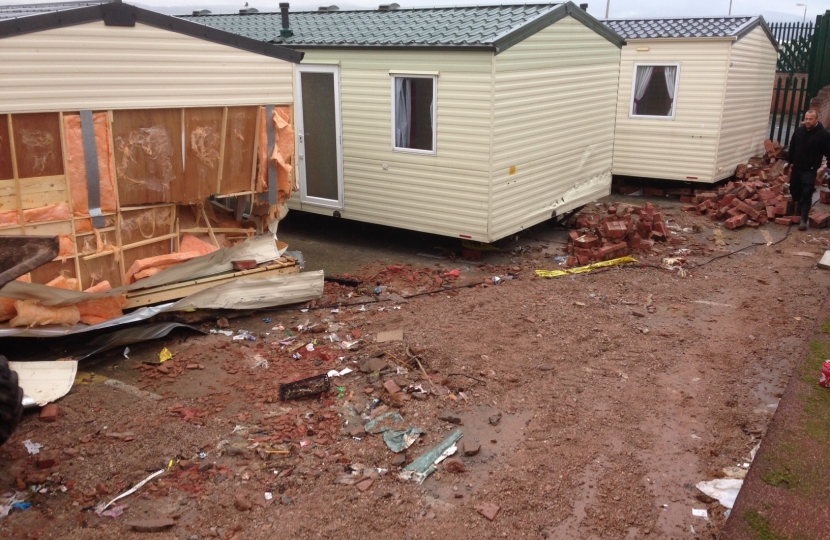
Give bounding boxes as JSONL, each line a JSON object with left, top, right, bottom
{"left": 0, "top": 106, "right": 296, "bottom": 290}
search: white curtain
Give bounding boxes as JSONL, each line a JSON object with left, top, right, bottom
{"left": 633, "top": 66, "right": 654, "bottom": 115}
{"left": 395, "top": 78, "right": 412, "bottom": 148}
{"left": 663, "top": 66, "right": 678, "bottom": 113}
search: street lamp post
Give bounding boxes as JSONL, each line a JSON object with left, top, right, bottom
{"left": 729, "top": 0, "right": 733, "bottom": 16}
{"left": 605, "top": 0, "right": 610, "bottom": 19}
{"left": 797, "top": 3, "right": 807, "bottom": 24}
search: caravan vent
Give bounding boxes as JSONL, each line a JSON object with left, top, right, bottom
{"left": 239, "top": 7, "right": 259, "bottom": 14}
{"left": 378, "top": 3, "right": 400, "bottom": 11}
{"left": 318, "top": 5, "right": 339, "bottom": 11}
{"left": 191, "top": 9, "right": 212, "bottom": 16}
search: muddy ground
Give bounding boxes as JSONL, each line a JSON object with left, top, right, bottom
{"left": 2, "top": 196, "right": 830, "bottom": 539}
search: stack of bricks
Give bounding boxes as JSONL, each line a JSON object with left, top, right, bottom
{"left": 680, "top": 140, "right": 808, "bottom": 229}
{"left": 565, "top": 202, "right": 677, "bottom": 266}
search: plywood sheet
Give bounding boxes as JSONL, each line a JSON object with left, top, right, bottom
{"left": 221, "top": 106, "right": 258, "bottom": 194}
{"left": 78, "top": 252, "right": 122, "bottom": 290}
{"left": 112, "top": 109, "right": 182, "bottom": 206}
{"left": 12, "top": 113, "right": 64, "bottom": 178}
{"left": 121, "top": 240, "right": 170, "bottom": 278}
{"left": 30, "top": 259, "right": 76, "bottom": 286}
{"left": 120, "top": 205, "right": 175, "bottom": 246}
{"left": 184, "top": 108, "right": 223, "bottom": 203}
{"left": 0, "top": 179, "right": 18, "bottom": 214}
{"left": 19, "top": 176, "right": 68, "bottom": 210}
{"left": 0, "top": 115, "right": 13, "bottom": 181}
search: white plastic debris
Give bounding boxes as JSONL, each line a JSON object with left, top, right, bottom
{"left": 96, "top": 469, "right": 165, "bottom": 514}
{"left": 695, "top": 478, "right": 743, "bottom": 509}
{"left": 326, "top": 368, "right": 353, "bottom": 378}
{"left": 123, "top": 347, "right": 130, "bottom": 359}
{"left": 264, "top": 492, "right": 273, "bottom": 501}
{"left": 210, "top": 329, "right": 233, "bottom": 336}
{"left": 692, "top": 508, "right": 709, "bottom": 519}
{"left": 22, "top": 440, "right": 42, "bottom": 455}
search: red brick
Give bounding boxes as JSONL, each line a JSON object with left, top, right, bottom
{"left": 652, "top": 212, "right": 665, "bottom": 223}
{"left": 680, "top": 196, "right": 694, "bottom": 203}
{"left": 790, "top": 215, "right": 801, "bottom": 224}
{"left": 602, "top": 220, "right": 629, "bottom": 240}
{"left": 809, "top": 212, "right": 830, "bottom": 229}
{"left": 597, "top": 242, "right": 628, "bottom": 261}
{"left": 36, "top": 452, "right": 59, "bottom": 470}
{"left": 39, "top": 404, "right": 59, "bottom": 423}
{"left": 774, "top": 217, "right": 791, "bottom": 226}
{"left": 765, "top": 205, "right": 776, "bottom": 219}
{"left": 632, "top": 238, "right": 655, "bottom": 251}
{"left": 573, "top": 234, "right": 599, "bottom": 249}
{"left": 682, "top": 205, "right": 697, "bottom": 212}
{"left": 756, "top": 213, "right": 768, "bottom": 224}
{"left": 724, "top": 214, "right": 748, "bottom": 229}
{"left": 821, "top": 190, "right": 830, "bottom": 204}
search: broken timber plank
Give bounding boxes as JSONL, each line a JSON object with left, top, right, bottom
{"left": 124, "top": 262, "right": 299, "bottom": 309}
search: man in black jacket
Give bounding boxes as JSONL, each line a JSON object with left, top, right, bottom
{"left": 788, "top": 109, "right": 830, "bottom": 230}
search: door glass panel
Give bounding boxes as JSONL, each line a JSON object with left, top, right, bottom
{"left": 301, "top": 72, "right": 338, "bottom": 201}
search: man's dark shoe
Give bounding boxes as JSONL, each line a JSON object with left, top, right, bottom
{"left": 799, "top": 219, "right": 808, "bottom": 231}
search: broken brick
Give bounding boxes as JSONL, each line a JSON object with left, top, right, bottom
{"left": 39, "top": 404, "right": 59, "bottom": 423}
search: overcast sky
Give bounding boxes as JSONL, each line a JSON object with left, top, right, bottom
{"left": 11, "top": 0, "right": 830, "bottom": 22}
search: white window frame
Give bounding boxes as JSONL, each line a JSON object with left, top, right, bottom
{"left": 390, "top": 74, "right": 437, "bottom": 155}
{"left": 629, "top": 62, "right": 681, "bottom": 120}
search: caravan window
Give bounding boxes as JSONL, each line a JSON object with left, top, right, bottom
{"left": 391, "top": 75, "right": 436, "bottom": 154}
{"left": 630, "top": 64, "right": 680, "bottom": 119}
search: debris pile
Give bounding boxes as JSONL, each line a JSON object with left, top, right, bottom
{"left": 679, "top": 152, "right": 796, "bottom": 229}
{"left": 564, "top": 202, "right": 677, "bottom": 266}
{"left": 679, "top": 139, "right": 830, "bottom": 229}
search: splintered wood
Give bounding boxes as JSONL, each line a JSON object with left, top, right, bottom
{"left": 0, "top": 105, "right": 295, "bottom": 293}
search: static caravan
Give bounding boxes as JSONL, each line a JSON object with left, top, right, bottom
{"left": 183, "top": 2, "right": 624, "bottom": 242}
{"left": 0, "top": 0, "right": 301, "bottom": 290}
{"left": 603, "top": 16, "right": 778, "bottom": 184}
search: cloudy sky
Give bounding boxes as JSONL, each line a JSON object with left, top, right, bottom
{"left": 9, "top": 0, "right": 830, "bottom": 22}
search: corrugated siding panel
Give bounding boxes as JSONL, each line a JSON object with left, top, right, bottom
{"left": 0, "top": 21, "right": 294, "bottom": 113}
{"left": 490, "top": 16, "right": 620, "bottom": 240}
{"left": 291, "top": 49, "right": 493, "bottom": 240}
{"left": 715, "top": 28, "right": 778, "bottom": 180}
{"left": 612, "top": 39, "right": 731, "bottom": 183}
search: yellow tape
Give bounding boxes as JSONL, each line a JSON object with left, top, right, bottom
{"left": 535, "top": 256, "right": 638, "bottom": 278}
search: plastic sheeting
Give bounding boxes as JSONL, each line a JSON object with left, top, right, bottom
{"left": 63, "top": 112, "right": 117, "bottom": 218}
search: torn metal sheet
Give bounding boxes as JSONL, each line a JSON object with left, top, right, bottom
{"left": 0, "top": 270, "right": 321, "bottom": 337}
{"left": 9, "top": 360, "right": 78, "bottom": 407}
{"left": 170, "top": 270, "right": 323, "bottom": 311}
{"left": 78, "top": 323, "right": 204, "bottom": 360}
{"left": 0, "top": 303, "right": 174, "bottom": 337}
{"left": 0, "top": 235, "right": 280, "bottom": 305}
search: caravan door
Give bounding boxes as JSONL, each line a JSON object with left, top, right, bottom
{"left": 295, "top": 65, "right": 344, "bottom": 209}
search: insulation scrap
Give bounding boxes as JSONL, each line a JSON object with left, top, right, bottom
{"left": 23, "top": 203, "right": 71, "bottom": 224}
{"left": 45, "top": 275, "right": 78, "bottom": 291}
{"left": 0, "top": 210, "right": 20, "bottom": 227}
{"left": 77, "top": 281, "right": 128, "bottom": 325}
{"left": 0, "top": 298, "right": 16, "bottom": 322}
{"left": 126, "top": 251, "right": 201, "bottom": 284}
{"left": 63, "top": 113, "right": 117, "bottom": 217}
{"left": 58, "top": 235, "right": 76, "bottom": 259}
{"left": 9, "top": 299, "right": 80, "bottom": 327}
{"left": 180, "top": 233, "right": 219, "bottom": 256}
{"left": 256, "top": 106, "right": 296, "bottom": 219}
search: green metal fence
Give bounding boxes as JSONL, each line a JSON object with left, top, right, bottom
{"left": 769, "top": 21, "right": 814, "bottom": 73}
{"left": 768, "top": 13, "right": 830, "bottom": 144}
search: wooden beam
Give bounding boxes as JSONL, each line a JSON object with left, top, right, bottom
{"left": 216, "top": 106, "right": 228, "bottom": 194}
{"left": 124, "top": 262, "right": 299, "bottom": 309}
{"left": 7, "top": 115, "right": 24, "bottom": 234}
{"left": 58, "top": 112, "right": 83, "bottom": 289}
